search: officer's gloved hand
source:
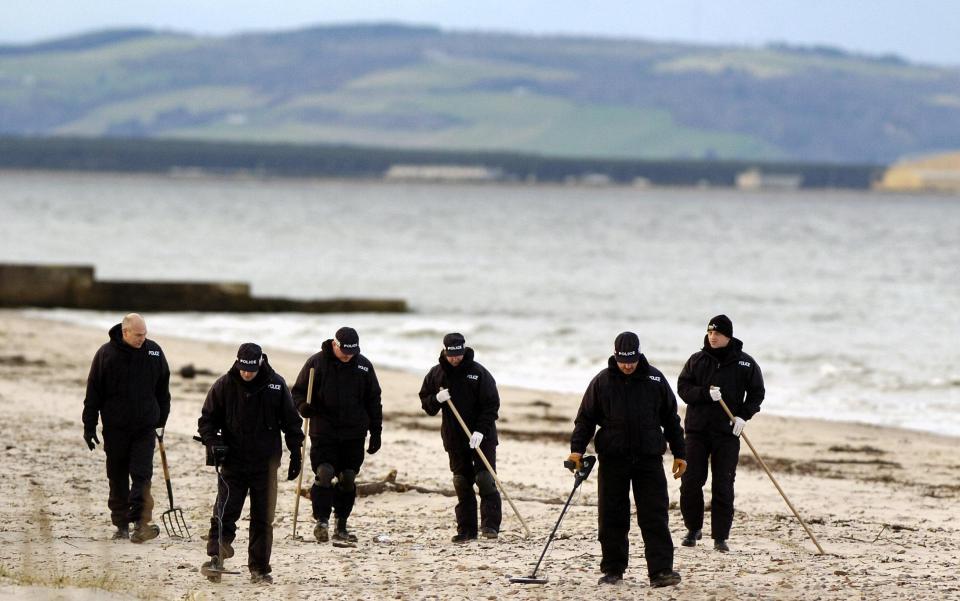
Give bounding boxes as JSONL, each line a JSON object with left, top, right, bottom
{"left": 566, "top": 452, "right": 583, "bottom": 473}
{"left": 709, "top": 386, "right": 722, "bottom": 402}
{"left": 731, "top": 417, "right": 746, "bottom": 437}
{"left": 672, "top": 458, "right": 687, "bottom": 479}
{"left": 83, "top": 428, "right": 100, "bottom": 451}
{"left": 469, "top": 431, "right": 483, "bottom": 449}
{"left": 436, "top": 389, "right": 451, "bottom": 404}
{"left": 287, "top": 451, "right": 302, "bottom": 481}
{"left": 367, "top": 432, "right": 381, "bottom": 455}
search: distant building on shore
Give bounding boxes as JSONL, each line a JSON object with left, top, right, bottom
{"left": 384, "top": 164, "right": 502, "bottom": 182}
{"left": 736, "top": 168, "right": 803, "bottom": 190}
{"left": 876, "top": 152, "right": 960, "bottom": 193}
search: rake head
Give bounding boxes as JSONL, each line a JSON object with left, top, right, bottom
{"left": 162, "top": 506, "right": 191, "bottom": 540}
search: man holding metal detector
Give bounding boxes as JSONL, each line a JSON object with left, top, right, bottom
{"left": 293, "top": 327, "right": 382, "bottom": 547}
{"left": 678, "top": 315, "right": 764, "bottom": 553}
{"left": 197, "top": 343, "right": 304, "bottom": 584}
{"left": 419, "top": 333, "right": 503, "bottom": 542}
{"left": 82, "top": 313, "right": 169, "bottom": 543}
{"left": 568, "top": 332, "right": 686, "bottom": 588}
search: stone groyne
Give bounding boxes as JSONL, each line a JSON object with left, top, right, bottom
{"left": 0, "top": 264, "right": 407, "bottom": 313}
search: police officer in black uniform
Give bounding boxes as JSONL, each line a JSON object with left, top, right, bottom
{"left": 419, "top": 333, "right": 502, "bottom": 542}
{"left": 292, "top": 327, "right": 382, "bottom": 546}
{"left": 678, "top": 315, "right": 765, "bottom": 553}
{"left": 568, "top": 332, "right": 686, "bottom": 588}
{"left": 197, "top": 343, "right": 304, "bottom": 584}
{"left": 82, "top": 313, "right": 169, "bottom": 543}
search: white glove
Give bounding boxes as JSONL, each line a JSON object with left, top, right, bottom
{"left": 469, "top": 431, "right": 484, "bottom": 449}
{"left": 436, "top": 389, "right": 451, "bottom": 404}
{"left": 709, "top": 386, "right": 722, "bottom": 402}
{"left": 731, "top": 417, "right": 746, "bottom": 437}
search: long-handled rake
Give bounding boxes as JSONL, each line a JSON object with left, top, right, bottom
{"left": 156, "top": 429, "right": 191, "bottom": 540}
{"left": 510, "top": 455, "right": 597, "bottom": 584}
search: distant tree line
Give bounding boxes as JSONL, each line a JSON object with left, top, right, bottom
{"left": 0, "top": 135, "right": 882, "bottom": 188}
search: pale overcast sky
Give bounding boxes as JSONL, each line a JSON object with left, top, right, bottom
{"left": 2, "top": 0, "right": 958, "bottom": 66}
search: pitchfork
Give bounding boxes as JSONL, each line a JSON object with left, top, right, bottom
{"left": 156, "top": 429, "right": 191, "bottom": 540}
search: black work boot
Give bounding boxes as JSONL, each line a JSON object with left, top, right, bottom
{"left": 335, "top": 518, "right": 358, "bottom": 542}
{"left": 650, "top": 569, "right": 682, "bottom": 588}
{"left": 250, "top": 570, "right": 273, "bottom": 584}
{"left": 598, "top": 572, "right": 623, "bottom": 585}
{"left": 130, "top": 521, "right": 160, "bottom": 543}
{"left": 480, "top": 526, "right": 498, "bottom": 540}
{"left": 314, "top": 521, "right": 329, "bottom": 543}
{"left": 714, "top": 539, "right": 730, "bottom": 552}
{"left": 332, "top": 518, "right": 357, "bottom": 547}
{"left": 681, "top": 529, "right": 702, "bottom": 547}
{"left": 111, "top": 526, "right": 129, "bottom": 540}
{"left": 450, "top": 532, "right": 477, "bottom": 544}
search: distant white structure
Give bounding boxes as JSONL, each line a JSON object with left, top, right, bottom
{"left": 736, "top": 168, "right": 802, "bottom": 190}
{"left": 384, "top": 164, "right": 502, "bottom": 182}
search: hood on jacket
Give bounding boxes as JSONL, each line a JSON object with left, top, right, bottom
{"left": 701, "top": 336, "right": 744, "bottom": 363}
{"left": 108, "top": 323, "right": 143, "bottom": 352}
{"left": 320, "top": 338, "right": 358, "bottom": 364}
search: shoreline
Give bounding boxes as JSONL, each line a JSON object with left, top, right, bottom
{"left": 1, "top": 309, "right": 959, "bottom": 600}
{"left": 22, "top": 306, "right": 960, "bottom": 442}
{"left": 6, "top": 167, "right": 943, "bottom": 196}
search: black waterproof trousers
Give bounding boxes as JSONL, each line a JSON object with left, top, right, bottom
{"left": 597, "top": 454, "right": 674, "bottom": 578}
{"left": 679, "top": 431, "right": 740, "bottom": 541}
{"left": 206, "top": 461, "right": 278, "bottom": 574}
{"left": 309, "top": 438, "right": 365, "bottom": 523}
{"left": 448, "top": 438, "right": 502, "bottom": 536}
{"left": 103, "top": 426, "right": 155, "bottom": 528}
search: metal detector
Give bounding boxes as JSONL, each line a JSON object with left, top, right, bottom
{"left": 193, "top": 436, "right": 241, "bottom": 582}
{"left": 509, "top": 455, "right": 597, "bottom": 585}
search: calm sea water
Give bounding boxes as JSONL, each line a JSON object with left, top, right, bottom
{"left": 3, "top": 170, "right": 959, "bottom": 435}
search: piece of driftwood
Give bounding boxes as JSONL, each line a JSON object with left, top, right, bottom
{"left": 296, "top": 469, "right": 594, "bottom": 506}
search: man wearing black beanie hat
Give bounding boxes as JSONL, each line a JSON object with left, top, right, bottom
{"left": 568, "top": 331, "right": 687, "bottom": 588}
{"left": 677, "top": 315, "right": 765, "bottom": 553}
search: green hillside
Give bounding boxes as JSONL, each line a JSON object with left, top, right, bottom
{"left": 1, "top": 25, "right": 958, "bottom": 162}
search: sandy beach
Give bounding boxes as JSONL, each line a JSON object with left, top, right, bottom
{"left": 1, "top": 310, "right": 958, "bottom": 600}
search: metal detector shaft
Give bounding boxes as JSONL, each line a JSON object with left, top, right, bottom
{"left": 717, "top": 396, "right": 825, "bottom": 554}
{"left": 445, "top": 397, "right": 531, "bottom": 538}
{"left": 530, "top": 457, "right": 595, "bottom": 577}
{"left": 292, "top": 367, "right": 315, "bottom": 539}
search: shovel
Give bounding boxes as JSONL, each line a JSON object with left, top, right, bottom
{"left": 156, "top": 429, "right": 191, "bottom": 540}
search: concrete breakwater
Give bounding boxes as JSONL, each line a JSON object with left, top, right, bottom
{"left": 0, "top": 264, "right": 407, "bottom": 313}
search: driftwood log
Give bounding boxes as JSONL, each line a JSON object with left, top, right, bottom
{"left": 297, "top": 469, "right": 593, "bottom": 506}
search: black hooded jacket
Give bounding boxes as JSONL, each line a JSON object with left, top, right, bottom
{"left": 570, "top": 355, "right": 685, "bottom": 460}
{"left": 82, "top": 323, "right": 171, "bottom": 434}
{"left": 197, "top": 355, "right": 304, "bottom": 466}
{"left": 292, "top": 339, "right": 382, "bottom": 441}
{"left": 419, "top": 348, "right": 500, "bottom": 452}
{"left": 677, "top": 336, "right": 765, "bottom": 434}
